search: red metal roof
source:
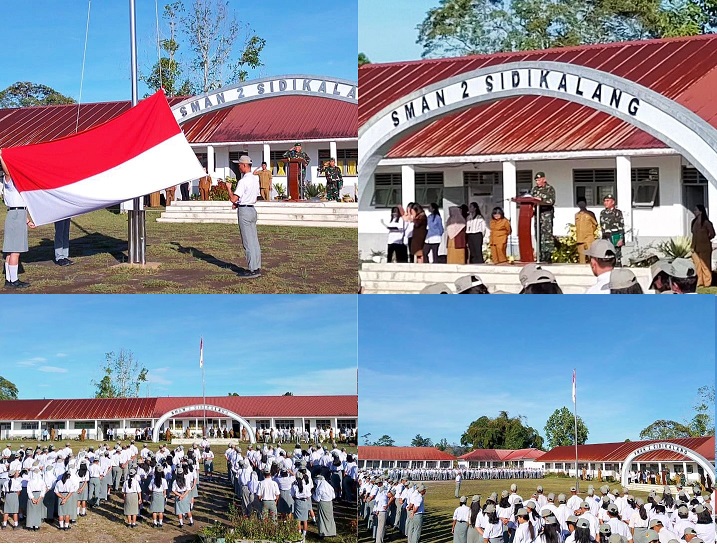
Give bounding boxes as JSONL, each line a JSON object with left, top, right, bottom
{"left": 181, "top": 95, "right": 357, "bottom": 143}
{"left": 536, "top": 437, "right": 715, "bottom": 463}
{"left": 0, "top": 395, "right": 357, "bottom": 421}
{"left": 152, "top": 396, "right": 357, "bottom": 418}
{"left": 0, "top": 94, "right": 356, "bottom": 149}
{"left": 460, "top": 448, "right": 545, "bottom": 461}
{"left": 358, "top": 446, "right": 456, "bottom": 461}
{"left": 359, "top": 34, "right": 717, "bottom": 158}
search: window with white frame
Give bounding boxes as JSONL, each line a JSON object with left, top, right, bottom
{"left": 256, "top": 419, "right": 270, "bottom": 430}
{"left": 415, "top": 172, "right": 444, "bottom": 206}
{"left": 337, "top": 419, "right": 356, "bottom": 429}
{"left": 682, "top": 166, "right": 707, "bottom": 185}
{"left": 315, "top": 419, "right": 331, "bottom": 429}
{"left": 46, "top": 422, "right": 66, "bottom": 429}
{"left": 21, "top": 422, "right": 39, "bottom": 430}
{"left": 371, "top": 173, "right": 402, "bottom": 208}
{"left": 318, "top": 148, "right": 358, "bottom": 174}
{"left": 632, "top": 167, "right": 660, "bottom": 207}
{"left": 397, "top": 461, "right": 409, "bottom": 468}
{"left": 573, "top": 169, "right": 617, "bottom": 206}
{"left": 74, "top": 421, "right": 95, "bottom": 430}
{"left": 275, "top": 419, "right": 295, "bottom": 430}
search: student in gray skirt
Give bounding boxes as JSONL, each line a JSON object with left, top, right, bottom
{"left": 25, "top": 468, "right": 45, "bottom": 531}
{"left": 42, "top": 464, "right": 57, "bottom": 521}
{"left": 55, "top": 472, "right": 74, "bottom": 530}
{"left": 0, "top": 153, "right": 35, "bottom": 289}
{"left": 2, "top": 470, "right": 22, "bottom": 529}
{"left": 76, "top": 460, "right": 90, "bottom": 517}
{"left": 123, "top": 468, "right": 142, "bottom": 528}
{"left": 172, "top": 467, "right": 194, "bottom": 527}
{"left": 291, "top": 468, "right": 314, "bottom": 541}
{"left": 148, "top": 466, "right": 168, "bottom": 528}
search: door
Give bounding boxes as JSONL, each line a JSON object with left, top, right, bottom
{"left": 683, "top": 184, "right": 706, "bottom": 235}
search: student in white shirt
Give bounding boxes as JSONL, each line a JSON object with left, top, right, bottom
{"left": 122, "top": 468, "right": 142, "bottom": 528}
{"left": 257, "top": 468, "right": 280, "bottom": 521}
{"left": 25, "top": 469, "right": 45, "bottom": 531}
{"left": 584, "top": 239, "right": 616, "bottom": 294}
{"left": 55, "top": 472, "right": 73, "bottom": 530}
{"left": 479, "top": 503, "right": 504, "bottom": 542}
{"left": 148, "top": 467, "right": 168, "bottom": 528}
{"left": 292, "top": 468, "right": 313, "bottom": 541}
{"left": 382, "top": 207, "right": 408, "bottom": 263}
{"left": 172, "top": 468, "right": 193, "bottom": 527}
{"left": 202, "top": 447, "right": 215, "bottom": 480}
{"left": 466, "top": 202, "right": 488, "bottom": 264}
{"left": 452, "top": 496, "right": 471, "bottom": 542}
{"left": 76, "top": 460, "right": 90, "bottom": 517}
{"left": 225, "top": 155, "right": 262, "bottom": 278}
{"left": 312, "top": 474, "right": 337, "bottom": 538}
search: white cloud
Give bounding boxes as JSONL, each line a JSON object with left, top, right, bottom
{"left": 38, "top": 366, "right": 68, "bottom": 374}
{"left": 56, "top": 353, "right": 68, "bottom": 358}
{"left": 146, "top": 367, "right": 173, "bottom": 386}
{"left": 16, "top": 357, "right": 47, "bottom": 367}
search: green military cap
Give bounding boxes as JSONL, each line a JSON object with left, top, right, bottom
{"left": 294, "top": 142, "right": 302, "bottom": 147}
{"left": 607, "top": 267, "right": 638, "bottom": 290}
{"left": 329, "top": 157, "right": 336, "bottom": 162}
{"left": 534, "top": 172, "right": 546, "bottom": 180}
{"left": 603, "top": 194, "right": 615, "bottom": 200}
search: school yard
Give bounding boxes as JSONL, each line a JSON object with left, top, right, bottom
{"left": 358, "top": 478, "right": 653, "bottom": 543}
{"left": 0, "top": 208, "right": 358, "bottom": 294}
{"left": 1, "top": 439, "right": 359, "bottom": 543}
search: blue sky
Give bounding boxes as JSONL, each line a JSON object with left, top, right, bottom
{"left": 0, "top": 0, "right": 357, "bottom": 103}
{"left": 1, "top": 295, "right": 357, "bottom": 399}
{"left": 359, "top": 0, "right": 437, "bottom": 63}
{"left": 359, "top": 296, "right": 715, "bottom": 447}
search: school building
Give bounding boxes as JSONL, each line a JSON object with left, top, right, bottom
{"left": 457, "top": 448, "right": 545, "bottom": 469}
{"left": 0, "top": 75, "right": 358, "bottom": 201}
{"left": 535, "top": 436, "right": 715, "bottom": 484}
{"left": 358, "top": 446, "right": 456, "bottom": 469}
{"left": 0, "top": 395, "right": 358, "bottom": 442}
{"left": 358, "top": 34, "right": 717, "bottom": 260}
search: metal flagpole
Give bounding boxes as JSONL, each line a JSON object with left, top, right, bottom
{"left": 128, "top": 0, "right": 146, "bottom": 264}
{"left": 573, "top": 369, "right": 579, "bottom": 492}
{"left": 200, "top": 338, "right": 206, "bottom": 436}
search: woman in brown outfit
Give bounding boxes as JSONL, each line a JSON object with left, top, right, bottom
{"left": 445, "top": 206, "right": 467, "bottom": 264}
{"left": 691, "top": 204, "right": 715, "bottom": 287}
{"left": 410, "top": 203, "right": 427, "bottom": 263}
{"left": 489, "top": 207, "right": 512, "bottom": 264}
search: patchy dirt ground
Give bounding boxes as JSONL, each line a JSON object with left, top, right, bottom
{"left": 1, "top": 209, "right": 358, "bottom": 294}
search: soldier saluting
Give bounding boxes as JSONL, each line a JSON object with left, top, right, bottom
{"left": 599, "top": 194, "right": 625, "bottom": 266}
{"left": 531, "top": 172, "right": 556, "bottom": 263}
{"left": 324, "top": 158, "right": 344, "bottom": 202}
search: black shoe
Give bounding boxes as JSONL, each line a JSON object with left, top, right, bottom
{"left": 5, "top": 279, "right": 30, "bottom": 289}
{"left": 238, "top": 269, "right": 261, "bottom": 278}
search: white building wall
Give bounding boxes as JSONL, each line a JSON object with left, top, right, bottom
{"left": 359, "top": 154, "right": 688, "bottom": 258}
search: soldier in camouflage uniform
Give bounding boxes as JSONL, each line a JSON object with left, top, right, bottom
{"left": 599, "top": 194, "right": 625, "bottom": 266}
{"left": 283, "top": 142, "right": 311, "bottom": 198}
{"left": 324, "top": 158, "right": 344, "bottom": 201}
{"left": 531, "top": 172, "right": 556, "bottom": 262}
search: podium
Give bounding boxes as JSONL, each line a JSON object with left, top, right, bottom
{"left": 511, "top": 196, "right": 543, "bottom": 262}
{"left": 287, "top": 158, "right": 307, "bottom": 200}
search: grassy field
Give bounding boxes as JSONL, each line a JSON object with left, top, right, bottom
{"left": 0, "top": 208, "right": 358, "bottom": 293}
{"left": 358, "top": 478, "right": 654, "bottom": 543}
{"left": 2, "top": 439, "right": 359, "bottom": 543}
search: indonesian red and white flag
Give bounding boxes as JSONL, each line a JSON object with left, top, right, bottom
{"left": 0, "top": 90, "right": 204, "bottom": 225}
{"left": 199, "top": 338, "right": 204, "bottom": 369}
{"left": 572, "top": 369, "right": 576, "bottom": 404}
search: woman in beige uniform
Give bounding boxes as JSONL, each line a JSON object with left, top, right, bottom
{"left": 691, "top": 204, "right": 715, "bottom": 287}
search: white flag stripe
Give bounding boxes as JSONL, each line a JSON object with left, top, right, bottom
{"left": 20, "top": 133, "right": 205, "bottom": 225}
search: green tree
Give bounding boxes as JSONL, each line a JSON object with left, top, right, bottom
{"left": 374, "top": 434, "right": 396, "bottom": 446}
{"left": 182, "top": 0, "right": 265, "bottom": 93}
{"left": 639, "top": 419, "right": 693, "bottom": 439}
{"left": 416, "top": 0, "right": 716, "bottom": 58}
{"left": 228, "top": 392, "right": 239, "bottom": 396}
{"left": 142, "top": 2, "right": 193, "bottom": 97}
{"left": 359, "top": 52, "right": 371, "bottom": 66}
{"left": 283, "top": 391, "right": 293, "bottom": 396}
{"left": 544, "top": 407, "right": 589, "bottom": 448}
{"left": 361, "top": 432, "right": 372, "bottom": 445}
{"left": 0, "top": 82, "right": 75, "bottom": 108}
{"left": 0, "top": 377, "right": 19, "bottom": 400}
{"left": 411, "top": 434, "right": 433, "bottom": 447}
{"left": 688, "top": 384, "right": 715, "bottom": 436}
{"left": 461, "top": 411, "right": 543, "bottom": 449}
{"left": 92, "top": 349, "right": 148, "bottom": 398}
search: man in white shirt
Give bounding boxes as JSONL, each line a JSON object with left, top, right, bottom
{"left": 578, "top": 501, "right": 599, "bottom": 540}
{"left": 257, "top": 468, "right": 279, "bottom": 520}
{"left": 225, "top": 155, "right": 262, "bottom": 278}
{"left": 650, "top": 518, "right": 677, "bottom": 542}
{"left": 584, "top": 239, "right": 617, "bottom": 294}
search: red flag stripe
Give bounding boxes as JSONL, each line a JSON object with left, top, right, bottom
{"left": 2, "top": 91, "right": 180, "bottom": 191}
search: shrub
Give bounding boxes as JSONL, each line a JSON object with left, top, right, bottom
{"left": 551, "top": 223, "right": 579, "bottom": 263}
{"left": 657, "top": 236, "right": 692, "bottom": 259}
{"left": 305, "top": 183, "right": 321, "bottom": 198}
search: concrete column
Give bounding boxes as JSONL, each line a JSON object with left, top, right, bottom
{"left": 503, "top": 160, "right": 518, "bottom": 248}
{"left": 616, "top": 156, "right": 632, "bottom": 242}
{"left": 263, "top": 143, "right": 271, "bottom": 166}
{"left": 401, "top": 165, "right": 416, "bottom": 208}
{"left": 708, "top": 177, "right": 717, "bottom": 218}
{"left": 330, "top": 141, "right": 338, "bottom": 165}
{"left": 207, "top": 145, "right": 215, "bottom": 177}
{"left": 270, "top": 417, "right": 275, "bottom": 430}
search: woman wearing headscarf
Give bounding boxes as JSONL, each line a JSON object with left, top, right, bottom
{"left": 409, "top": 204, "right": 428, "bottom": 263}
{"left": 691, "top": 204, "right": 715, "bottom": 287}
{"left": 123, "top": 467, "right": 142, "bottom": 528}
{"left": 312, "top": 474, "right": 337, "bottom": 537}
{"left": 446, "top": 206, "right": 468, "bottom": 264}
{"left": 148, "top": 466, "right": 168, "bottom": 528}
{"left": 66, "top": 459, "right": 79, "bottom": 524}
{"left": 489, "top": 207, "right": 512, "bottom": 264}
{"left": 25, "top": 467, "right": 44, "bottom": 531}
{"left": 292, "top": 467, "right": 313, "bottom": 540}
{"left": 466, "top": 203, "right": 488, "bottom": 264}
{"left": 76, "top": 459, "right": 89, "bottom": 517}
{"left": 42, "top": 464, "right": 57, "bottom": 522}
{"left": 276, "top": 465, "right": 295, "bottom": 520}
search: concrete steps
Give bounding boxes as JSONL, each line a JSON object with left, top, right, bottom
{"left": 157, "top": 200, "right": 358, "bottom": 228}
{"left": 628, "top": 483, "right": 679, "bottom": 494}
{"left": 359, "top": 263, "right": 655, "bottom": 294}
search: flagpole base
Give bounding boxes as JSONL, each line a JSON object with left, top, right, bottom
{"left": 111, "top": 261, "right": 162, "bottom": 270}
